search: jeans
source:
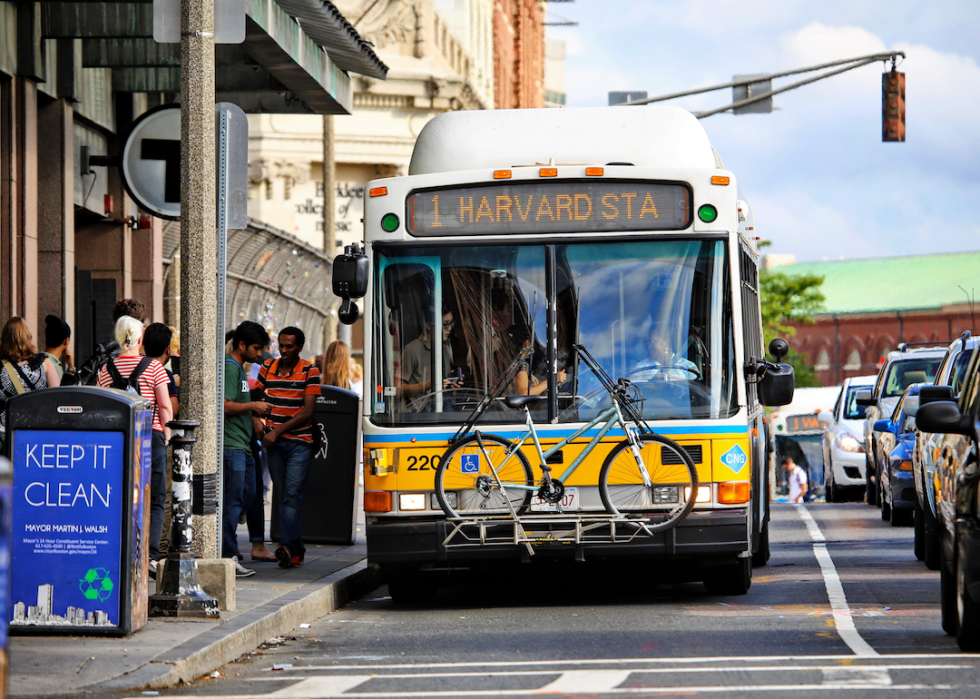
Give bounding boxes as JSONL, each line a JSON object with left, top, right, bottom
{"left": 267, "top": 440, "right": 312, "bottom": 558}
{"left": 149, "top": 431, "right": 168, "bottom": 562}
{"left": 246, "top": 440, "right": 268, "bottom": 544}
{"left": 222, "top": 448, "right": 256, "bottom": 558}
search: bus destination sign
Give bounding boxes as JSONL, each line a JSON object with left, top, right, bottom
{"left": 408, "top": 181, "right": 690, "bottom": 236}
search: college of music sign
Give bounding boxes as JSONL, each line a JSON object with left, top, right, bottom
{"left": 408, "top": 181, "right": 691, "bottom": 236}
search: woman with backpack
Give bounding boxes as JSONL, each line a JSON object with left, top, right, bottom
{"left": 96, "top": 316, "right": 172, "bottom": 578}
{"left": 0, "top": 317, "right": 60, "bottom": 453}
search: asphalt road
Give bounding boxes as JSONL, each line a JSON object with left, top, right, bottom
{"left": 122, "top": 502, "right": 978, "bottom": 698}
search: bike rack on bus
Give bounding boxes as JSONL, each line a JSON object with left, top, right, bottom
{"left": 441, "top": 513, "right": 659, "bottom": 558}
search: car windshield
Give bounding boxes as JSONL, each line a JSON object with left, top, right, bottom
{"left": 842, "top": 385, "right": 870, "bottom": 420}
{"left": 882, "top": 357, "right": 943, "bottom": 398}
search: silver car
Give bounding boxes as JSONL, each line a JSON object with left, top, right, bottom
{"left": 819, "top": 375, "right": 876, "bottom": 501}
{"left": 858, "top": 345, "right": 946, "bottom": 507}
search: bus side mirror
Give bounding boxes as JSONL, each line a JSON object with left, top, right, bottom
{"left": 768, "top": 338, "right": 788, "bottom": 362}
{"left": 759, "top": 363, "right": 795, "bottom": 407}
{"left": 332, "top": 244, "right": 369, "bottom": 299}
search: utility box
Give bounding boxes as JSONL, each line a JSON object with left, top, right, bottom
{"left": 6, "top": 388, "right": 152, "bottom": 636}
{"left": 272, "top": 386, "right": 361, "bottom": 545}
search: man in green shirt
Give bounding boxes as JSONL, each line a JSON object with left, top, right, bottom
{"left": 223, "top": 321, "right": 272, "bottom": 577}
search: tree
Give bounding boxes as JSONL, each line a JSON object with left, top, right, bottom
{"left": 758, "top": 244, "right": 825, "bottom": 388}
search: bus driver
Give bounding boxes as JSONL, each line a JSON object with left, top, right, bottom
{"left": 632, "top": 325, "right": 698, "bottom": 381}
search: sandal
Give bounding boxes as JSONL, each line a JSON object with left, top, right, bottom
{"left": 251, "top": 554, "right": 277, "bottom": 562}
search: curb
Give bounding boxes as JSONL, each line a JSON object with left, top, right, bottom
{"left": 83, "top": 560, "right": 383, "bottom": 693}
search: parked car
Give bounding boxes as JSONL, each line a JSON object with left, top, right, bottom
{"left": 912, "top": 332, "right": 977, "bottom": 569}
{"left": 915, "top": 345, "right": 980, "bottom": 651}
{"left": 858, "top": 344, "right": 947, "bottom": 506}
{"left": 819, "top": 375, "right": 876, "bottom": 502}
{"left": 872, "top": 384, "right": 924, "bottom": 526}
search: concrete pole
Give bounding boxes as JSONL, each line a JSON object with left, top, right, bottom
{"left": 180, "top": 0, "right": 218, "bottom": 559}
{"left": 322, "top": 114, "right": 338, "bottom": 347}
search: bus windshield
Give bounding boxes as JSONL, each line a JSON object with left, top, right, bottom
{"left": 373, "top": 239, "right": 737, "bottom": 425}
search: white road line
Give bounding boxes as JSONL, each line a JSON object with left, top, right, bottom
{"left": 796, "top": 503, "right": 879, "bottom": 657}
{"left": 271, "top": 675, "right": 370, "bottom": 697}
{"left": 286, "top": 653, "right": 974, "bottom": 672}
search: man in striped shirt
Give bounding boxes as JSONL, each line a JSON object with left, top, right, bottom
{"left": 257, "top": 327, "right": 320, "bottom": 568}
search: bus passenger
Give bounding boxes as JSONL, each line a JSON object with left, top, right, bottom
{"left": 507, "top": 324, "right": 566, "bottom": 396}
{"left": 401, "top": 307, "right": 460, "bottom": 411}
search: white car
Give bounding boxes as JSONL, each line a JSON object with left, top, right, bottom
{"left": 818, "top": 375, "right": 877, "bottom": 501}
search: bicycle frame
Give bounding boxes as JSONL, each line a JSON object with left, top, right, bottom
{"left": 493, "top": 398, "right": 646, "bottom": 494}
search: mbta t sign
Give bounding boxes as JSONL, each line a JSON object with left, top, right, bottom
{"left": 121, "top": 105, "right": 182, "bottom": 220}
{"left": 120, "top": 104, "right": 248, "bottom": 226}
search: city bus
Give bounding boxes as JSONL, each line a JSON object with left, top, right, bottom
{"left": 347, "top": 106, "right": 794, "bottom": 602}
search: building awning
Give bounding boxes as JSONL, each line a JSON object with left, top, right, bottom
{"left": 37, "top": 0, "right": 388, "bottom": 114}
{"left": 163, "top": 217, "right": 335, "bottom": 355}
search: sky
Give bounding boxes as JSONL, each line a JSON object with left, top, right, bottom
{"left": 545, "top": 0, "right": 980, "bottom": 263}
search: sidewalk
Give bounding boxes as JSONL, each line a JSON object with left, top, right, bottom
{"left": 8, "top": 516, "right": 380, "bottom": 696}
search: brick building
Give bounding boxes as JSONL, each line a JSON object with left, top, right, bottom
{"left": 778, "top": 251, "right": 980, "bottom": 386}
{"left": 493, "top": 0, "right": 545, "bottom": 109}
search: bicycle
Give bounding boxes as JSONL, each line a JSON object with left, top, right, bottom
{"left": 434, "top": 345, "right": 699, "bottom": 532}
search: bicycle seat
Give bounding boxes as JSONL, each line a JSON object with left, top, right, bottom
{"left": 502, "top": 394, "right": 548, "bottom": 410}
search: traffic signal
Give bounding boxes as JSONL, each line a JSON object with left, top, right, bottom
{"left": 882, "top": 70, "right": 905, "bottom": 142}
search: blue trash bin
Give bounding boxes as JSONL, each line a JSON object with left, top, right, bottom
{"left": 6, "top": 387, "right": 152, "bottom": 636}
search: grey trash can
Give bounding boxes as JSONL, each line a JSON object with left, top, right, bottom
{"left": 271, "top": 385, "right": 361, "bottom": 545}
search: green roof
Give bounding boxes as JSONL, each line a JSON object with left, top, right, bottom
{"left": 777, "top": 250, "right": 980, "bottom": 315}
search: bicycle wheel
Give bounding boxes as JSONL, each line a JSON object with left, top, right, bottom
{"left": 436, "top": 433, "right": 534, "bottom": 518}
{"left": 599, "top": 433, "right": 698, "bottom": 530}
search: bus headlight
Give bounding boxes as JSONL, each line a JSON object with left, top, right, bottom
{"left": 431, "top": 492, "right": 457, "bottom": 510}
{"left": 398, "top": 493, "right": 426, "bottom": 511}
{"left": 653, "top": 487, "right": 678, "bottom": 504}
{"left": 684, "top": 485, "right": 712, "bottom": 503}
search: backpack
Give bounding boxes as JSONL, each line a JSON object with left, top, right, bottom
{"left": 106, "top": 356, "right": 153, "bottom": 398}
{"left": 76, "top": 341, "right": 118, "bottom": 386}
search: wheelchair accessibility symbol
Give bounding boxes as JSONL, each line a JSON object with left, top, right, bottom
{"left": 461, "top": 454, "right": 480, "bottom": 474}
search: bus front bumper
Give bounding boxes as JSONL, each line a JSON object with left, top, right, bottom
{"left": 366, "top": 509, "right": 749, "bottom": 565}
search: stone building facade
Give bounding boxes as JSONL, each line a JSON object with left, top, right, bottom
{"left": 246, "top": 0, "right": 498, "bottom": 256}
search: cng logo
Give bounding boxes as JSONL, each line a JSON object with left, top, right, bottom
{"left": 719, "top": 444, "right": 748, "bottom": 474}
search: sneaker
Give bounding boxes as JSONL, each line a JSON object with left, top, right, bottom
{"left": 290, "top": 555, "right": 303, "bottom": 567}
{"left": 232, "top": 556, "right": 256, "bottom": 578}
{"left": 148, "top": 560, "right": 158, "bottom": 581}
{"left": 275, "top": 546, "right": 293, "bottom": 569}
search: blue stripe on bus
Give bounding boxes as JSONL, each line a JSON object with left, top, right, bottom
{"left": 364, "top": 425, "right": 749, "bottom": 444}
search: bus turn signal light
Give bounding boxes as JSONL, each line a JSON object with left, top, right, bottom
{"left": 539, "top": 168, "right": 558, "bottom": 177}
{"left": 718, "top": 482, "right": 751, "bottom": 504}
{"left": 369, "top": 186, "right": 388, "bottom": 198}
{"left": 711, "top": 176, "right": 731, "bottom": 185}
{"left": 585, "top": 167, "right": 604, "bottom": 177}
{"left": 364, "top": 491, "right": 392, "bottom": 512}
{"left": 493, "top": 170, "right": 512, "bottom": 179}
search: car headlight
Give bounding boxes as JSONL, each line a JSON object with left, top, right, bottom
{"left": 835, "top": 433, "right": 864, "bottom": 453}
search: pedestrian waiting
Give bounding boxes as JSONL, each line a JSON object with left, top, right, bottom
{"left": 223, "top": 321, "right": 273, "bottom": 577}
{"left": 42, "top": 314, "right": 73, "bottom": 382}
{"left": 96, "top": 317, "right": 172, "bottom": 579}
{"left": 257, "top": 327, "right": 320, "bottom": 569}
{"left": 1, "top": 317, "right": 60, "bottom": 453}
